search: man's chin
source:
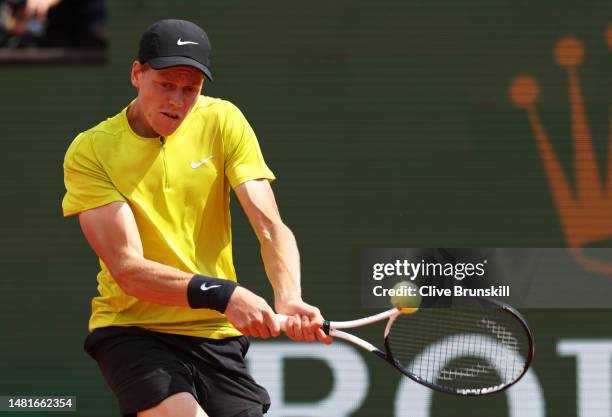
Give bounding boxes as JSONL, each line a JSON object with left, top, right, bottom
{"left": 155, "top": 122, "right": 182, "bottom": 137}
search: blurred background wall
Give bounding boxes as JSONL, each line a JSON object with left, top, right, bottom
{"left": 1, "top": 1, "right": 611, "bottom": 416}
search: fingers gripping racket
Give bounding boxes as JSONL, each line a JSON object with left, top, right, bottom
{"left": 277, "top": 298, "right": 534, "bottom": 396}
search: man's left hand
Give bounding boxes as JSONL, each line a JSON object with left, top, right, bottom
{"left": 275, "top": 299, "right": 332, "bottom": 344}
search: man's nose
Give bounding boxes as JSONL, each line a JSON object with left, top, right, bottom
{"left": 169, "top": 91, "right": 184, "bottom": 107}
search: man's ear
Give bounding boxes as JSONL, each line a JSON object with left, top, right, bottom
{"left": 131, "top": 61, "right": 143, "bottom": 89}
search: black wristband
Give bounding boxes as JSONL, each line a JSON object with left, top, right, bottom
{"left": 187, "top": 274, "right": 239, "bottom": 313}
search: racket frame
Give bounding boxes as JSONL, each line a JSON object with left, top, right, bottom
{"left": 277, "top": 298, "right": 534, "bottom": 396}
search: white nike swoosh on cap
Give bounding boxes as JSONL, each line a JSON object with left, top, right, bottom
{"left": 177, "top": 38, "right": 199, "bottom": 46}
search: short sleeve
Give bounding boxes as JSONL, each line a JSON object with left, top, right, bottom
{"left": 62, "top": 132, "right": 126, "bottom": 217}
{"left": 222, "top": 103, "right": 275, "bottom": 188}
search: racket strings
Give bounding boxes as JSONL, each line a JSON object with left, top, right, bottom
{"left": 386, "top": 305, "right": 530, "bottom": 393}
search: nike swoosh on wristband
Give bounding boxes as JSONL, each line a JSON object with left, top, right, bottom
{"left": 191, "top": 156, "right": 213, "bottom": 169}
{"left": 200, "top": 283, "right": 222, "bottom": 291}
{"left": 177, "top": 38, "right": 199, "bottom": 46}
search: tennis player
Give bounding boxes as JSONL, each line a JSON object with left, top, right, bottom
{"left": 62, "top": 19, "right": 330, "bottom": 417}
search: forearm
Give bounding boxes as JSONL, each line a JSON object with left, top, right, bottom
{"left": 259, "top": 222, "right": 331, "bottom": 344}
{"left": 111, "top": 256, "right": 194, "bottom": 306}
{"left": 233, "top": 180, "right": 330, "bottom": 342}
{"left": 259, "top": 222, "right": 302, "bottom": 305}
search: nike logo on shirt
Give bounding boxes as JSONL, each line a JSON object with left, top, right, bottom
{"left": 191, "top": 156, "right": 213, "bottom": 169}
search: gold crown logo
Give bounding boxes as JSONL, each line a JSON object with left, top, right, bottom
{"left": 509, "top": 23, "right": 612, "bottom": 274}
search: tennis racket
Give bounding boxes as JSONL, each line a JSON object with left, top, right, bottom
{"left": 277, "top": 297, "right": 534, "bottom": 395}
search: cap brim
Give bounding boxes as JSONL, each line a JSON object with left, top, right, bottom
{"left": 148, "top": 56, "right": 213, "bottom": 81}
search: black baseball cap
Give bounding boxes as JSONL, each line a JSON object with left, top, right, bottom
{"left": 138, "top": 19, "right": 213, "bottom": 81}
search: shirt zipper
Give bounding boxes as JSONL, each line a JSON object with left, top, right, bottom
{"left": 160, "top": 136, "right": 169, "bottom": 190}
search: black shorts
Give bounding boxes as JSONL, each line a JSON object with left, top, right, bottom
{"left": 84, "top": 326, "right": 270, "bottom": 417}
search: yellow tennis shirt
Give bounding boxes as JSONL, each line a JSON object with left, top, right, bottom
{"left": 62, "top": 96, "right": 275, "bottom": 338}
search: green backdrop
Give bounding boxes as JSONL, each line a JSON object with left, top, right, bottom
{"left": 1, "top": 1, "right": 611, "bottom": 416}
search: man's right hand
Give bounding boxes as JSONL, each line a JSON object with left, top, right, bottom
{"left": 224, "top": 287, "right": 281, "bottom": 339}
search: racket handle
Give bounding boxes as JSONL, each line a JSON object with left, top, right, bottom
{"left": 275, "top": 314, "right": 331, "bottom": 334}
{"left": 275, "top": 314, "right": 378, "bottom": 351}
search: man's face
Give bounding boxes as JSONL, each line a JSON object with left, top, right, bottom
{"left": 131, "top": 62, "right": 204, "bottom": 137}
